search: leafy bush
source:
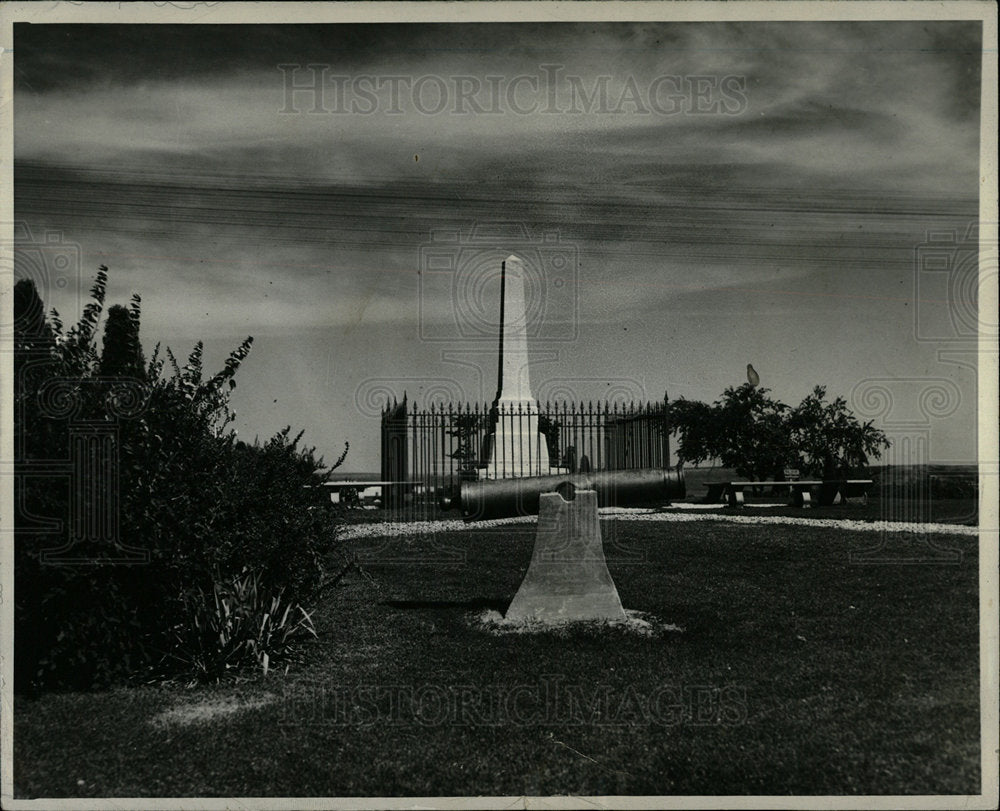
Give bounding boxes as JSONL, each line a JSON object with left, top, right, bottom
{"left": 14, "top": 268, "right": 347, "bottom": 691}
{"left": 787, "top": 386, "right": 891, "bottom": 478}
{"left": 167, "top": 568, "right": 317, "bottom": 681}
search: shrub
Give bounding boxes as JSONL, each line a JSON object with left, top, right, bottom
{"left": 14, "top": 269, "right": 346, "bottom": 691}
{"left": 166, "top": 568, "right": 317, "bottom": 681}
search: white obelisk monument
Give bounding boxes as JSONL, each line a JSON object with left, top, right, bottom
{"left": 484, "top": 255, "right": 550, "bottom": 477}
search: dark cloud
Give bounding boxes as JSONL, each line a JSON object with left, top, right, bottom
{"left": 15, "top": 20, "right": 983, "bottom": 90}
{"left": 12, "top": 22, "right": 704, "bottom": 91}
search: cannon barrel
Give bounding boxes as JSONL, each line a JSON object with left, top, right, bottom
{"left": 458, "top": 468, "right": 685, "bottom": 522}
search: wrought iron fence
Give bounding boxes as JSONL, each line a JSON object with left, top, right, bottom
{"left": 381, "top": 397, "right": 672, "bottom": 510}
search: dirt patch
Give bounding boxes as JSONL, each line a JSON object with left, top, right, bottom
{"left": 150, "top": 693, "right": 275, "bottom": 727}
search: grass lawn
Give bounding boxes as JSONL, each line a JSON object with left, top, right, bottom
{"left": 14, "top": 518, "right": 980, "bottom": 798}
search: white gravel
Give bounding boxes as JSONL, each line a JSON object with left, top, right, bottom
{"left": 472, "top": 608, "right": 684, "bottom": 636}
{"left": 603, "top": 507, "right": 978, "bottom": 535}
{"left": 340, "top": 515, "right": 534, "bottom": 540}
{"left": 340, "top": 507, "right": 978, "bottom": 540}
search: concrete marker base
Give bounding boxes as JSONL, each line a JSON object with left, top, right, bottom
{"left": 505, "top": 489, "right": 628, "bottom": 624}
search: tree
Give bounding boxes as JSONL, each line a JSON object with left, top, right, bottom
{"left": 711, "top": 384, "right": 793, "bottom": 481}
{"left": 669, "top": 384, "right": 792, "bottom": 480}
{"left": 668, "top": 383, "right": 889, "bottom": 482}
{"left": 665, "top": 398, "right": 718, "bottom": 468}
{"left": 99, "top": 300, "right": 145, "bottom": 379}
{"left": 538, "top": 413, "right": 561, "bottom": 466}
{"left": 13, "top": 279, "right": 56, "bottom": 462}
{"left": 13, "top": 278, "right": 53, "bottom": 352}
{"left": 787, "top": 386, "right": 891, "bottom": 477}
{"left": 447, "top": 411, "right": 485, "bottom": 475}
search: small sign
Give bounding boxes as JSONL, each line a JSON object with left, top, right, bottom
{"left": 783, "top": 468, "right": 801, "bottom": 480}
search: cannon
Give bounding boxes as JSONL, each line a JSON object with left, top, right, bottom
{"left": 448, "top": 467, "right": 685, "bottom": 522}
{"left": 442, "top": 468, "right": 685, "bottom": 625}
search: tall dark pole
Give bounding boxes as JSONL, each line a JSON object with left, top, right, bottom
{"left": 493, "top": 259, "right": 507, "bottom": 407}
{"left": 663, "top": 389, "right": 672, "bottom": 469}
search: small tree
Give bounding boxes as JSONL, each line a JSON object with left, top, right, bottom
{"left": 788, "top": 386, "right": 891, "bottom": 477}
{"left": 538, "top": 413, "right": 561, "bottom": 465}
{"left": 712, "top": 384, "right": 793, "bottom": 481}
{"left": 669, "top": 384, "right": 793, "bottom": 480}
{"left": 99, "top": 300, "right": 145, "bottom": 379}
{"left": 666, "top": 398, "right": 719, "bottom": 467}
{"left": 447, "top": 412, "right": 485, "bottom": 475}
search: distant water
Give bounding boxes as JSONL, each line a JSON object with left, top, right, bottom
{"left": 327, "top": 472, "right": 381, "bottom": 481}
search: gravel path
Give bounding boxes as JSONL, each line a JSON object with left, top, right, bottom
{"left": 340, "top": 508, "right": 978, "bottom": 540}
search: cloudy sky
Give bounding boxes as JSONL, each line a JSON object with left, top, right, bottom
{"left": 13, "top": 21, "right": 983, "bottom": 470}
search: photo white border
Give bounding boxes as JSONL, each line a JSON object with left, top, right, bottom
{"left": 0, "top": 2, "right": 996, "bottom": 809}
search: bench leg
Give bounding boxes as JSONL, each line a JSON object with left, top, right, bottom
{"left": 799, "top": 490, "right": 812, "bottom": 508}
{"left": 728, "top": 490, "right": 745, "bottom": 508}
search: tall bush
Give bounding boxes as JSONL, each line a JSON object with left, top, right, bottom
{"left": 14, "top": 269, "right": 346, "bottom": 691}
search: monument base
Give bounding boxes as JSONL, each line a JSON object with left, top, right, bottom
{"left": 505, "top": 488, "right": 627, "bottom": 624}
{"left": 482, "top": 405, "right": 551, "bottom": 478}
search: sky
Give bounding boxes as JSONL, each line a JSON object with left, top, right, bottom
{"left": 12, "top": 21, "right": 984, "bottom": 471}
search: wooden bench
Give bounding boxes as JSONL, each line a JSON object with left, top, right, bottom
{"left": 727, "top": 481, "right": 822, "bottom": 507}
{"left": 818, "top": 479, "right": 873, "bottom": 506}
{"left": 703, "top": 480, "right": 821, "bottom": 507}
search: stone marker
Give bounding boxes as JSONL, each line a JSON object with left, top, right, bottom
{"left": 505, "top": 486, "right": 627, "bottom": 623}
